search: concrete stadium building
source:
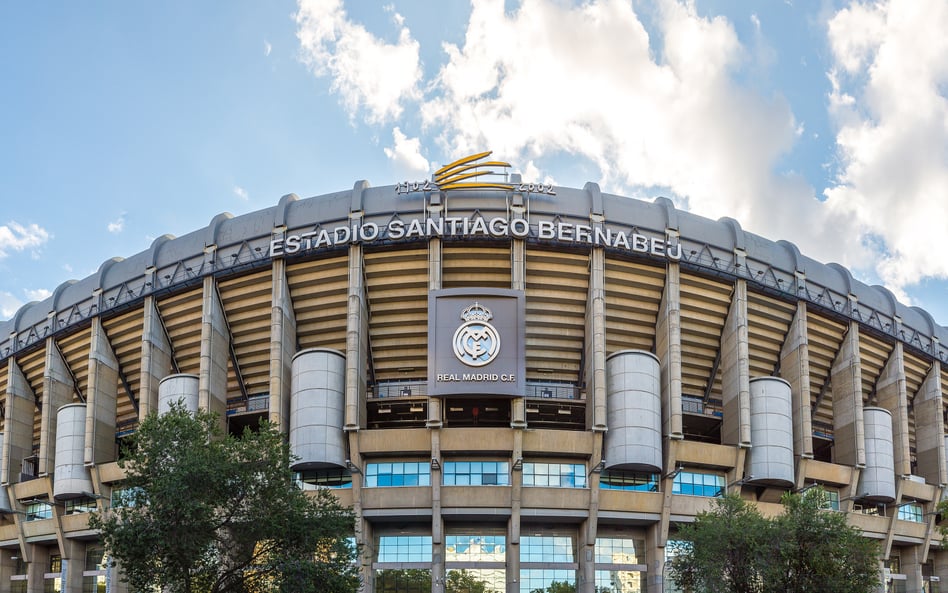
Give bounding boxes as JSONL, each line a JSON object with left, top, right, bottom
{"left": 1, "top": 155, "right": 947, "bottom": 592}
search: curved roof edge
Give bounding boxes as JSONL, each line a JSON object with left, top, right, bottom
{"left": 1, "top": 183, "right": 945, "bottom": 361}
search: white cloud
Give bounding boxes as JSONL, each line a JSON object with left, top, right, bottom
{"left": 384, "top": 127, "right": 430, "bottom": 177}
{"left": 420, "top": 0, "right": 846, "bottom": 262}
{"left": 264, "top": 40, "right": 272, "bottom": 57}
{"left": 233, "top": 185, "right": 249, "bottom": 201}
{"left": 0, "top": 291, "right": 22, "bottom": 320}
{"left": 295, "top": 0, "right": 422, "bottom": 123}
{"left": 825, "top": 0, "right": 948, "bottom": 293}
{"left": 107, "top": 214, "right": 125, "bottom": 234}
{"left": 24, "top": 288, "right": 51, "bottom": 302}
{"left": 0, "top": 221, "right": 50, "bottom": 258}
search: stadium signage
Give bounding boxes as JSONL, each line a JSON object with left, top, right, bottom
{"left": 270, "top": 215, "right": 681, "bottom": 260}
{"left": 428, "top": 289, "right": 525, "bottom": 397}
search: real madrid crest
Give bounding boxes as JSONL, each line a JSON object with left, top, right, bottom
{"left": 453, "top": 302, "right": 501, "bottom": 367}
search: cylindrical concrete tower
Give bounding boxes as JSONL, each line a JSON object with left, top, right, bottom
{"left": 859, "top": 407, "right": 896, "bottom": 504}
{"left": 604, "top": 350, "right": 662, "bottom": 473}
{"left": 746, "top": 377, "right": 794, "bottom": 487}
{"left": 53, "top": 404, "right": 94, "bottom": 500}
{"left": 290, "top": 348, "right": 347, "bottom": 470}
{"left": 158, "top": 373, "right": 199, "bottom": 415}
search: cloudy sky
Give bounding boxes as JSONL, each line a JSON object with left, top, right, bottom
{"left": 2, "top": 0, "right": 948, "bottom": 326}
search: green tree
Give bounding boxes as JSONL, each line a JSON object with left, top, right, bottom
{"left": 667, "top": 489, "right": 880, "bottom": 593}
{"left": 667, "top": 493, "right": 769, "bottom": 593}
{"left": 90, "top": 403, "right": 359, "bottom": 593}
{"left": 763, "top": 488, "right": 879, "bottom": 593}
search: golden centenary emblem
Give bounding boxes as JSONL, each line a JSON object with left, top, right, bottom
{"left": 453, "top": 302, "right": 501, "bottom": 367}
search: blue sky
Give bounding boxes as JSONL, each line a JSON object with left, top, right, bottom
{"left": 2, "top": 0, "right": 948, "bottom": 326}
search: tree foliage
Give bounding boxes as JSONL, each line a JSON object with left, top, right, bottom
{"left": 90, "top": 403, "right": 359, "bottom": 593}
{"left": 668, "top": 489, "right": 879, "bottom": 593}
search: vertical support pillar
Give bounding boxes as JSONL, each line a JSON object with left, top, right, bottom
{"left": 2, "top": 361, "right": 34, "bottom": 498}
{"left": 876, "top": 341, "right": 910, "bottom": 476}
{"left": 721, "top": 279, "right": 751, "bottom": 447}
{"left": 832, "top": 322, "right": 866, "bottom": 468}
{"left": 199, "top": 276, "right": 229, "bottom": 424}
{"left": 268, "top": 256, "right": 296, "bottom": 434}
{"left": 139, "top": 295, "right": 173, "bottom": 419}
{"left": 85, "top": 317, "right": 118, "bottom": 465}
{"left": 62, "top": 539, "right": 83, "bottom": 593}
{"left": 915, "top": 362, "right": 945, "bottom": 486}
{"left": 27, "top": 544, "right": 47, "bottom": 593}
{"left": 40, "top": 337, "right": 74, "bottom": 476}
{"left": 780, "top": 301, "right": 814, "bottom": 459}
{"left": 427, "top": 195, "right": 444, "bottom": 593}
{"left": 510, "top": 187, "right": 526, "bottom": 430}
{"left": 586, "top": 225, "right": 607, "bottom": 434}
{"left": 935, "top": 547, "right": 948, "bottom": 588}
{"left": 656, "top": 263, "right": 682, "bottom": 439}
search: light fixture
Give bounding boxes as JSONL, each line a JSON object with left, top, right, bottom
{"left": 80, "top": 491, "right": 110, "bottom": 501}
{"left": 449, "top": 407, "right": 464, "bottom": 412}
{"left": 557, "top": 408, "right": 571, "bottom": 415}
{"left": 431, "top": 458, "right": 441, "bottom": 470}
{"left": 512, "top": 458, "right": 523, "bottom": 471}
{"left": 839, "top": 492, "right": 869, "bottom": 502}
{"left": 345, "top": 459, "right": 362, "bottom": 474}
{"left": 409, "top": 405, "right": 424, "bottom": 413}
{"left": 378, "top": 406, "right": 392, "bottom": 414}
{"left": 663, "top": 466, "right": 683, "bottom": 480}
{"left": 589, "top": 459, "right": 606, "bottom": 475}
{"left": 526, "top": 405, "right": 540, "bottom": 414}
{"left": 793, "top": 483, "right": 820, "bottom": 494}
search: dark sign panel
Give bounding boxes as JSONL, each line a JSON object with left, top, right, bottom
{"left": 428, "top": 288, "right": 525, "bottom": 397}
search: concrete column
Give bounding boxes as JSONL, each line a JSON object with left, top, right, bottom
{"left": 268, "top": 258, "right": 296, "bottom": 434}
{"left": 198, "top": 276, "right": 229, "bottom": 424}
{"left": 26, "top": 544, "right": 47, "bottom": 593}
{"left": 344, "top": 238, "right": 367, "bottom": 432}
{"left": 510, "top": 198, "right": 526, "bottom": 429}
{"left": 62, "top": 539, "right": 83, "bottom": 593}
{"left": 428, "top": 201, "right": 444, "bottom": 429}
{"left": 656, "top": 263, "right": 682, "bottom": 439}
{"left": 832, "top": 322, "right": 866, "bottom": 468}
{"left": 139, "top": 296, "right": 173, "bottom": 418}
{"left": 915, "top": 361, "right": 945, "bottom": 486}
{"left": 934, "top": 548, "right": 948, "bottom": 586}
{"left": 581, "top": 433, "right": 604, "bottom": 593}
{"left": 721, "top": 280, "right": 751, "bottom": 447}
{"left": 586, "top": 237, "right": 607, "bottom": 433}
{"left": 902, "top": 545, "right": 924, "bottom": 593}
{"left": 780, "top": 301, "right": 814, "bottom": 459}
{"left": 508, "top": 430, "right": 523, "bottom": 593}
{"left": 876, "top": 342, "right": 911, "bottom": 476}
{"left": 85, "top": 317, "right": 118, "bottom": 465}
{"left": 2, "top": 361, "right": 34, "bottom": 492}
{"left": 40, "top": 338, "right": 75, "bottom": 476}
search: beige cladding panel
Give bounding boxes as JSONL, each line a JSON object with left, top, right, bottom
{"left": 199, "top": 277, "right": 229, "bottom": 419}
{"left": 85, "top": 318, "right": 118, "bottom": 465}
{"left": 915, "top": 363, "right": 945, "bottom": 485}
{"left": 874, "top": 342, "right": 910, "bottom": 476}
{"left": 139, "top": 297, "right": 174, "bottom": 418}
{"left": 2, "top": 360, "right": 33, "bottom": 491}
{"left": 721, "top": 280, "right": 750, "bottom": 447}
{"left": 832, "top": 323, "right": 865, "bottom": 467}
{"left": 40, "top": 338, "right": 77, "bottom": 476}
{"left": 656, "top": 262, "right": 682, "bottom": 439}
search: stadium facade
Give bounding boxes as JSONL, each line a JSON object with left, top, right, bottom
{"left": 1, "top": 154, "right": 947, "bottom": 593}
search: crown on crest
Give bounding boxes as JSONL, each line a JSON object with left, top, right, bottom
{"left": 461, "top": 302, "right": 493, "bottom": 322}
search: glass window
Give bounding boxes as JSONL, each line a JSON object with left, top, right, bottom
{"left": 445, "top": 534, "right": 506, "bottom": 562}
{"left": 447, "top": 568, "right": 505, "bottom": 593}
{"left": 10, "top": 581, "right": 27, "bottom": 593}
{"left": 376, "top": 535, "right": 432, "bottom": 563}
{"left": 600, "top": 470, "right": 658, "bottom": 492}
{"left": 820, "top": 490, "right": 840, "bottom": 511}
{"left": 365, "top": 462, "right": 431, "bottom": 488}
{"left": 295, "top": 468, "right": 352, "bottom": 490}
{"left": 110, "top": 486, "right": 144, "bottom": 508}
{"left": 26, "top": 501, "right": 52, "bottom": 521}
{"left": 898, "top": 503, "right": 924, "bottom": 523}
{"left": 374, "top": 568, "right": 430, "bottom": 593}
{"left": 85, "top": 547, "right": 107, "bottom": 572}
{"left": 595, "top": 569, "right": 646, "bottom": 593}
{"left": 519, "top": 569, "right": 575, "bottom": 593}
{"left": 595, "top": 537, "right": 645, "bottom": 565}
{"left": 521, "top": 536, "right": 575, "bottom": 563}
{"left": 672, "top": 470, "right": 725, "bottom": 497}
{"left": 64, "top": 498, "right": 97, "bottom": 515}
{"left": 81, "top": 576, "right": 106, "bottom": 593}
{"left": 523, "top": 463, "right": 586, "bottom": 489}
{"left": 443, "top": 461, "right": 510, "bottom": 486}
